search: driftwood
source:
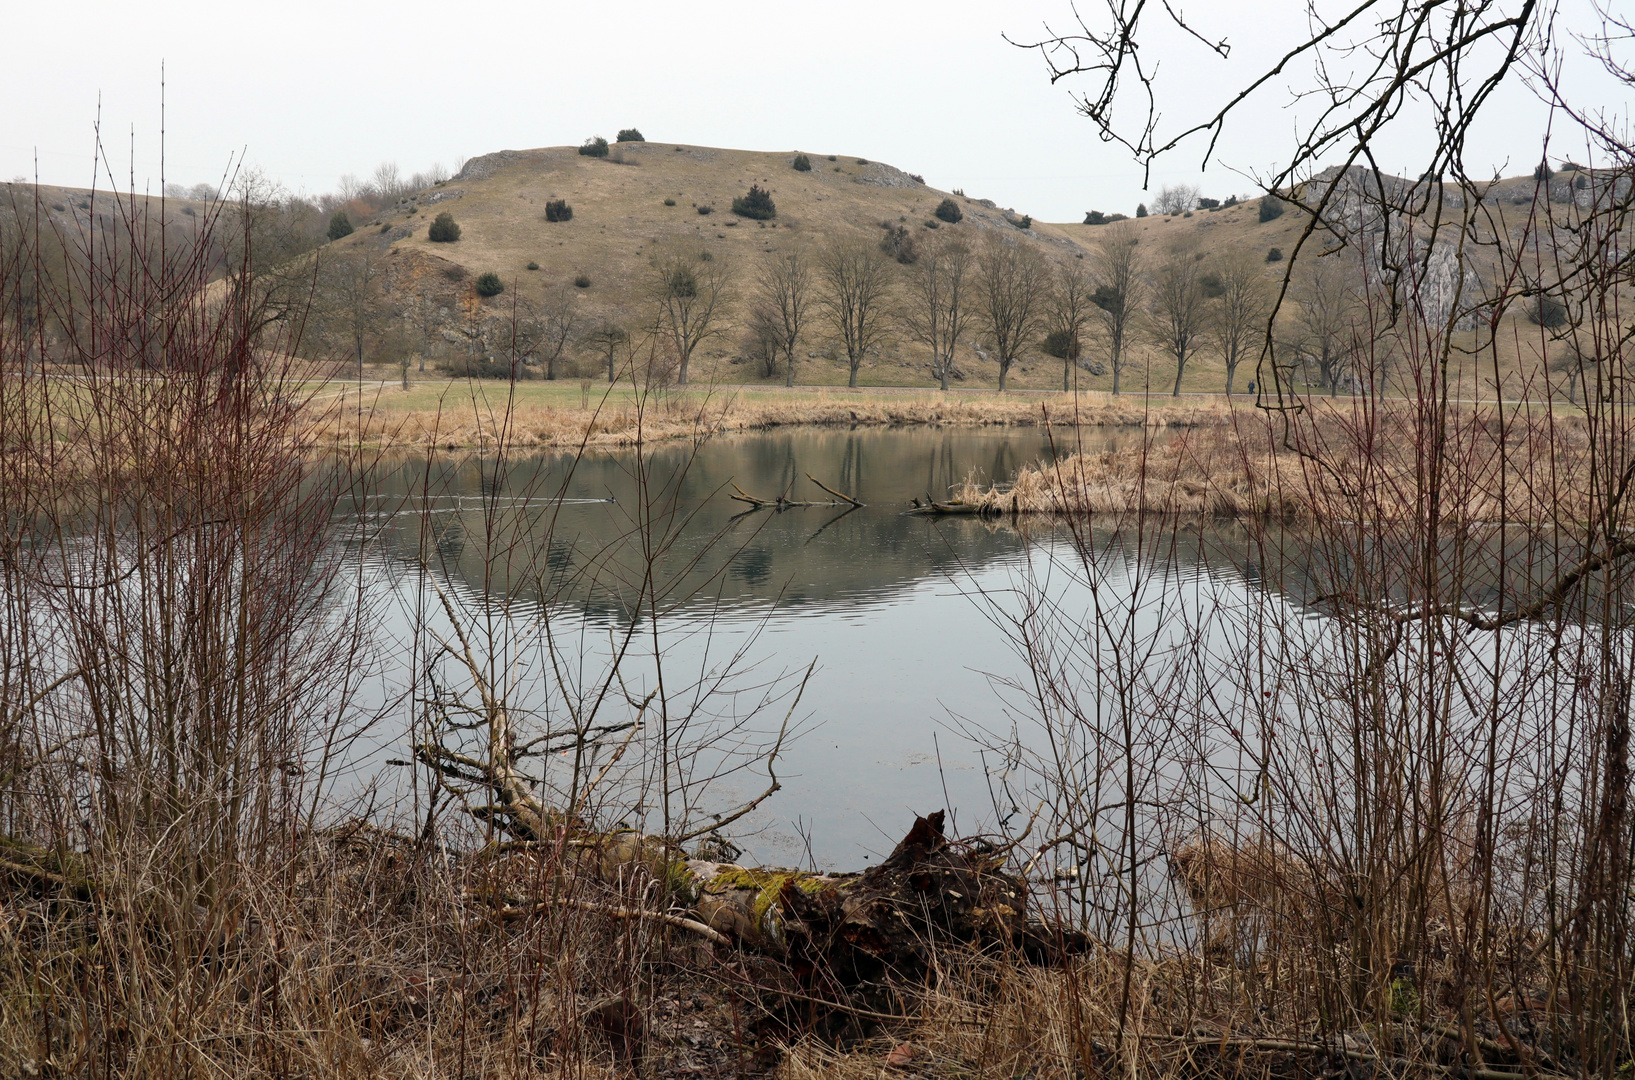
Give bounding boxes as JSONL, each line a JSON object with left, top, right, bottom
{"left": 907, "top": 495, "right": 1007, "bottom": 516}
{"left": 729, "top": 475, "right": 864, "bottom": 511}
{"left": 413, "top": 584, "right": 1083, "bottom": 977}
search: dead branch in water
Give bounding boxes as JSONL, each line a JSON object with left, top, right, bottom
{"left": 729, "top": 475, "right": 862, "bottom": 510}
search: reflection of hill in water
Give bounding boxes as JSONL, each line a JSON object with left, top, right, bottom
{"left": 352, "top": 425, "right": 1584, "bottom": 625}
{"left": 356, "top": 428, "right": 1088, "bottom": 619}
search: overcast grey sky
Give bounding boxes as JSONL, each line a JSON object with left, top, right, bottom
{"left": 3, "top": 1, "right": 1624, "bottom": 221}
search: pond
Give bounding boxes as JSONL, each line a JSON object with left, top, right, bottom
{"left": 344, "top": 425, "right": 1337, "bottom": 870}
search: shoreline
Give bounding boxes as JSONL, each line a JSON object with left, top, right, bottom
{"left": 302, "top": 381, "right": 1235, "bottom": 451}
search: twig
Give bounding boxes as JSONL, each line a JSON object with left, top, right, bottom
{"left": 805, "top": 473, "right": 864, "bottom": 506}
{"left": 482, "top": 896, "right": 731, "bottom": 945}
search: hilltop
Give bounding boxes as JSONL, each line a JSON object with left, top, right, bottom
{"left": 5, "top": 146, "right": 1598, "bottom": 397}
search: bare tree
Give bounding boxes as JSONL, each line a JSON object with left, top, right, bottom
{"left": 1151, "top": 183, "right": 1198, "bottom": 215}
{"left": 317, "top": 245, "right": 386, "bottom": 379}
{"left": 816, "top": 236, "right": 894, "bottom": 389}
{"left": 1088, "top": 221, "right": 1142, "bottom": 394}
{"left": 1144, "top": 243, "right": 1207, "bottom": 396}
{"left": 900, "top": 234, "right": 974, "bottom": 392}
{"left": 1207, "top": 246, "right": 1271, "bottom": 395}
{"left": 740, "top": 306, "right": 783, "bottom": 379}
{"left": 749, "top": 250, "right": 813, "bottom": 387}
{"left": 1286, "top": 256, "right": 1360, "bottom": 396}
{"left": 517, "top": 282, "right": 580, "bottom": 380}
{"left": 584, "top": 319, "right": 629, "bottom": 384}
{"left": 976, "top": 235, "right": 1051, "bottom": 391}
{"left": 648, "top": 244, "right": 731, "bottom": 386}
{"left": 1045, "top": 257, "right": 1099, "bottom": 391}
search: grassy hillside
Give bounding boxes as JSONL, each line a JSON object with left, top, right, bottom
{"left": 7, "top": 150, "right": 1590, "bottom": 399}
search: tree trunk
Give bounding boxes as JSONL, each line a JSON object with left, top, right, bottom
{"left": 998, "top": 360, "right": 1009, "bottom": 392}
{"left": 1172, "top": 353, "right": 1186, "bottom": 396}
{"left": 849, "top": 361, "right": 859, "bottom": 389}
{"left": 785, "top": 346, "right": 795, "bottom": 388}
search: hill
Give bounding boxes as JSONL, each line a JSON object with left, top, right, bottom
{"left": 6, "top": 147, "right": 1603, "bottom": 398}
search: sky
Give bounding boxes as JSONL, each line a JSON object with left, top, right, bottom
{"left": 2, "top": 1, "right": 1627, "bottom": 222}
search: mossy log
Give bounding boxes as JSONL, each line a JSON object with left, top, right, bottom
{"left": 588, "top": 811, "right": 1084, "bottom": 975}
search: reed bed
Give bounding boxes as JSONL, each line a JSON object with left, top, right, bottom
{"left": 949, "top": 403, "right": 1600, "bottom": 525}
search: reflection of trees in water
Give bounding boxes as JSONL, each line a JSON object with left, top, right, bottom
{"left": 730, "top": 546, "right": 773, "bottom": 587}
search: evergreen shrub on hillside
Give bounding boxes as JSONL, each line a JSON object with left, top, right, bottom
{"left": 327, "top": 211, "right": 353, "bottom": 241}
{"left": 792, "top": 154, "right": 812, "bottom": 172}
{"left": 664, "top": 198, "right": 677, "bottom": 206}
{"left": 545, "top": 199, "right": 573, "bottom": 222}
{"left": 526, "top": 261, "right": 540, "bottom": 270}
{"left": 1136, "top": 203, "right": 1148, "bottom": 217}
{"left": 616, "top": 129, "right": 645, "bottom": 142}
{"left": 1084, "top": 210, "right": 1107, "bottom": 225}
{"left": 1258, "top": 195, "right": 1285, "bottom": 222}
{"left": 934, "top": 198, "right": 962, "bottom": 223}
{"left": 574, "top": 274, "right": 592, "bottom": 288}
{"left": 580, "top": 136, "right": 610, "bottom": 158}
{"left": 732, "top": 185, "right": 776, "bottom": 220}
{"left": 475, "top": 272, "right": 504, "bottom": 297}
{"left": 428, "top": 212, "right": 461, "bottom": 242}
{"left": 879, "top": 224, "right": 918, "bottom": 265}
{"left": 1266, "top": 247, "right": 1283, "bottom": 262}
{"left": 697, "top": 204, "right": 713, "bottom": 215}
{"left": 1528, "top": 294, "right": 1569, "bottom": 328}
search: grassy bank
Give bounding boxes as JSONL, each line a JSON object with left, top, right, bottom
{"left": 304, "top": 378, "right": 1234, "bottom": 450}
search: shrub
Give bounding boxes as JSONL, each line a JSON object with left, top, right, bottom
{"left": 428, "top": 211, "right": 461, "bottom": 242}
{"left": 438, "top": 356, "right": 540, "bottom": 380}
{"left": 1560, "top": 161, "right": 1581, "bottom": 172}
{"left": 1084, "top": 210, "right": 1108, "bottom": 225}
{"left": 1200, "top": 271, "right": 1225, "bottom": 298}
{"left": 827, "top": 155, "right": 837, "bottom": 161}
{"left": 1258, "top": 194, "right": 1285, "bottom": 223}
{"left": 574, "top": 274, "right": 592, "bottom": 288}
{"left": 1224, "top": 195, "right": 1239, "bottom": 207}
{"left": 924, "top": 219, "right": 940, "bottom": 229}
{"left": 1534, "top": 161, "right": 1553, "bottom": 181}
{"left": 1266, "top": 247, "right": 1283, "bottom": 262}
{"left": 880, "top": 225, "right": 918, "bottom": 265}
{"left": 908, "top": 173, "right": 925, "bottom": 184}
{"left": 1136, "top": 203, "right": 1148, "bottom": 218}
{"left": 934, "top": 198, "right": 963, "bottom": 223}
{"left": 1015, "top": 215, "right": 1032, "bottom": 229}
{"left": 443, "top": 263, "right": 467, "bottom": 281}
{"left": 1198, "top": 197, "right": 1220, "bottom": 209}
{"left": 1527, "top": 294, "right": 1569, "bottom": 328}
{"left": 579, "top": 136, "right": 609, "bottom": 158}
{"left": 697, "top": 204, "right": 713, "bottom": 215}
{"left": 616, "top": 128, "right": 645, "bottom": 142}
{"left": 856, "top": 158, "right": 869, "bottom": 165}
{"left": 792, "top": 154, "right": 812, "bottom": 172}
{"left": 545, "top": 199, "right": 573, "bottom": 222}
{"left": 1105, "top": 213, "right": 1128, "bottom": 222}
{"left": 526, "top": 261, "right": 540, "bottom": 270}
{"left": 474, "top": 272, "right": 504, "bottom": 297}
{"left": 327, "top": 211, "right": 353, "bottom": 241}
{"left": 664, "top": 197, "right": 677, "bottom": 206}
{"left": 731, "top": 184, "right": 776, "bottom": 220}
{"left": 1041, "top": 328, "right": 1082, "bottom": 359}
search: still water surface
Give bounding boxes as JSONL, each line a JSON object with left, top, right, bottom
{"left": 349, "top": 425, "right": 1260, "bottom": 868}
